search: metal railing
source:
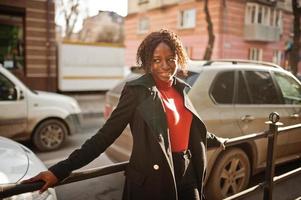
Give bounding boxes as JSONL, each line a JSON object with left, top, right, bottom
{"left": 1, "top": 112, "right": 301, "bottom": 199}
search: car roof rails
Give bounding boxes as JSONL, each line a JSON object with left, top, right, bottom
{"left": 130, "top": 66, "right": 145, "bottom": 73}
{"left": 203, "top": 59, "right": 283, "bottom": 69}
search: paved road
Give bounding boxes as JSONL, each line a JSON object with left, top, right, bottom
{"left": 35, "top": 118, "right": 124, "bottom": 200}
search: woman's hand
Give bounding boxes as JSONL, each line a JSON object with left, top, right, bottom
{"left": 21, "top": 170, "right": 58, "bottom": 193}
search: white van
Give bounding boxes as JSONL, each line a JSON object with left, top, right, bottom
{"left": 0, "top": 65, "right": 82, "bottom": 151}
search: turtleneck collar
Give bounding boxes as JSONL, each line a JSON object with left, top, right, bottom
{"left": 152, "top": 75, "right": 173, "bottom": 91}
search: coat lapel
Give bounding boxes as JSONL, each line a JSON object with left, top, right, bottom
{"left": 128, "top": 73, "right": 204, "bottom": 162}
{"left": 183, "top": 92, "right": 203, "bottom": 121}
{"left": 137, "top": 87, "right": 168, "bottom": 146}
{"left": 173, "top": 77, "right": 203, "bottom": 122}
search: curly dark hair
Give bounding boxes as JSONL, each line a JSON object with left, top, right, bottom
{"left": 136, "top": 29, "right": 188, "bottom": 73}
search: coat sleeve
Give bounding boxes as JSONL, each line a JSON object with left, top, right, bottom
{"left": 49, "top": 84, "right": 137, "bottom": 181}
{"left": 206, "top": 131, "right": 227, "bottom": 150}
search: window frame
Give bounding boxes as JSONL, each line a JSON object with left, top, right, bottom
{"left": 249, "top": 48, "right": 263, "bottom": 61}
{"left": 272, "top": 71, "right": 301, "bottom": 105}
{"left": 0, "top": 6, "right": 26, "bottom": 75}
{"left": 0, "top": 72, "right": 17, "bottom": 101}
{"left": 242, "top": 69, "right": 284, "bottom": 105}
{"left": 272, "top": 50, "right": 282, "bottom": 65}
{"left": 245, "top": 2, "right": 283, "bottom": 30}
{"left": 137, "top": 17, "right": 150, "bottom": 34}
{"left": 209, "top": 70, "right": 236, "bottom": 105}
{"left": 178, "top": 8, "right": 196, "bottom": 29}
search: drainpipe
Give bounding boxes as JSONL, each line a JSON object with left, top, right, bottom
{"left": 220, "top": 0, "right": 227, "bottom": 59}
{"left": 46, "top": 0, "right": 51, "bottom": 91}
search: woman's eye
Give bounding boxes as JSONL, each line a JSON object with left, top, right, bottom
{"left": 153, "top": 59, "right": 160, "bottom": 63}
{"left": 168, "top": 58, "right": 176, "bottom": 62}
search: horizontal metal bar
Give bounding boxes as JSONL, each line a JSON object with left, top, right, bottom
{"left": 0, "top": 181, "right": 45, "bottom": 199}
{"left": 58, "top": 161, "right": 128, "bottom": 185}
{"left": 224, "top": 131, "right": 268, "bottom": 147}
{"left": 0, "top": 161, "right": 129, "bottom": 199}
{"left": 273, "top": 166, "right": 301, "bottom": 184}
{"left": 278, "top": 123, "right": 301, "bottom": 133}
{"left": 224, "top": 183, "right": 264, "bottom": 200}
{"left": 224, "top": 122, "right": 301, "bottom": 147}
{"left": 224, "top": 167, "right": 301, "bottom": 200}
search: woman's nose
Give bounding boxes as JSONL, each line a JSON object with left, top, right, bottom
{"left": 161, "top": 60, "right": 170, "bottom": 69}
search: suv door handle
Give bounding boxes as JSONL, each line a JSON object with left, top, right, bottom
{"left": 290, "top": 113, "right": 299, "bottom": 118}
{"left": 241, "top": 115, "right": 255, "bottom": 122}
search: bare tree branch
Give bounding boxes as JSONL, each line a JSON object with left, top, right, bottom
{"left": 203, "top": 0, "right": 215, "bottom": 60}
{"left": 56, "top": 0, "right": 81, "bottom": 39}
{"left": 290, "top": 0, "right": 301, "bottom": 75}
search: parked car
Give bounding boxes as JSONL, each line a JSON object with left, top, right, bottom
{"left": 0, "top": 65, "right": 82, "bottom": 151}
{"left": 104, "top": 59, "right": 301, "bottom": 199}
{"left": 0, "top": 136, "right": 57, "bottom": 199}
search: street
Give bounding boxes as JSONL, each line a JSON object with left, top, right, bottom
{"left": 35, "top": 117, "right": 124, "bottom": 200}
{"left": 1, "top": 0, "right": 301, "bottom": 199}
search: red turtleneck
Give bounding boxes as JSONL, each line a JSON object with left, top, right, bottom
{"left": 154, "top": 76, "right": 192, "bottom": 152}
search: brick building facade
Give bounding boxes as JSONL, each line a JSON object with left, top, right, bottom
{"left": 125, "top": 0, "right": 299, "bottom": 72}
{"left": 0, "top": 0, "right": 57, "bottom": 91}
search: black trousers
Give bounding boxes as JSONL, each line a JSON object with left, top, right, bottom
{"left": 172, "top": 150, "right": 201, "bottom": 200}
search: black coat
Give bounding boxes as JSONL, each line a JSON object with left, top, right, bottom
{"left": 49, "top": 73, "right": 223, "bottom": 200}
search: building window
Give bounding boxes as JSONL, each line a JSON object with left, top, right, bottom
{"left": 137, "top": 17, "right": 149, "bottom": 33}
{"left": 0, "top": 13, "right": 24, "bottom": 72}
{"left": 179, "top": 9, "right": 196, "bottom": 29}
{"left": 245, "top": 3, "right": 282, "bottom": 32}
{"left": 249, "top": 48, "right": 263, "bottom": 61}
{"left": 272, "top": 50, "right": 282, "bottom": 65}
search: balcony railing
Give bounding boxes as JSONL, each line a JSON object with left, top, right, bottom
{"left": 244, "top": 24, "right": 281, "bottom": 42}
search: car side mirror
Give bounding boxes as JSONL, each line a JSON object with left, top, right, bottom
{"left": 15, "top": 87, "right": 24, "bottom": 100}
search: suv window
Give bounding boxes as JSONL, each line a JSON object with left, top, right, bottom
{"left": 244, "top": 71, "right": 281, "bottom": 104}
{"left": 236, "top": 71, "right": 251, "bottom": 104}
{"left": 211, "top": 71, "right": 235, "bottom": 104}
{"left": 274, "top": 72, "right": 301, "bottom": 104}
{"left": 0, "top": 73, "right": 17, "bottom": 100}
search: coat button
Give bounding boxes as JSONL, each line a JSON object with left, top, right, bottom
{"left": 158, "top": 135, "right": 163, "bottom": 142}
{"left": 153, "top": 164, "right": 159, "bottom": 170}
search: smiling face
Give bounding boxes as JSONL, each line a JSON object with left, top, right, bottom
{"left": 150, "top": 42, "right": 178, "bottom": 82}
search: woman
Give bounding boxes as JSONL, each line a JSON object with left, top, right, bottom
{"left": 23, "top": 29, "right": 225, "bottom": 200}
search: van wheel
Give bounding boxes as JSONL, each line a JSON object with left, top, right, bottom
{"left": 205, "top": 148, "right": 250, "bottom": 200}
{"left": 33, "top": 119, "right": 67, "bottom": 151}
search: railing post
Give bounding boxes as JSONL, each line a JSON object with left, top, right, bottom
{"left": 263, "top": 112, "right": 282, "bottom": 200}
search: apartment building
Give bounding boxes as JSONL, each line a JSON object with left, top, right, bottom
{"left": 0, "top": 0, "right": 57, "bottom": 91}
{"left": 125, "top": 0, "right": 297, "bottom": 71}
{"left": 78, "top": 10, "right": 124, "bottom": 43}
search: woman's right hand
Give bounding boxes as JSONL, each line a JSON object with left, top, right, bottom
{"left": 21, "top": 170, "right": 58, "bottom": 193}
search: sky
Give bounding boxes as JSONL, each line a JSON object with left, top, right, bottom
{"left": 56, "top": 0, "right": 128, "bottom": 33}
{"left": 86, "top": 0, "right": 128, "bottom": 17}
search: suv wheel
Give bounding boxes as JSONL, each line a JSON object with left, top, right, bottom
{"left": 205, "top": 148, "right": 250, "bottom": 199}
{"left": 33, "top": 119, "right": 67, "bottom": 151}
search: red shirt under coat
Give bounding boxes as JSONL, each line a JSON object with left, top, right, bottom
{"left": 154, "top": 76, "right": 193, "bottom": 152}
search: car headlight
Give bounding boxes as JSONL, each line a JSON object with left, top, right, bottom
{"left": 3, "top": 190, "right": 53, "bottom": 200}
{"left": 70, "top": 101, "right": 81, "bottom": 113}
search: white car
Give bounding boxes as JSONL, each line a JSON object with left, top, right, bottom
{"left": 0, "top": 65, "right": 82, "bottom": 151}
{"left": 0, "top": 136, "right": 57, "bottom": 199}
